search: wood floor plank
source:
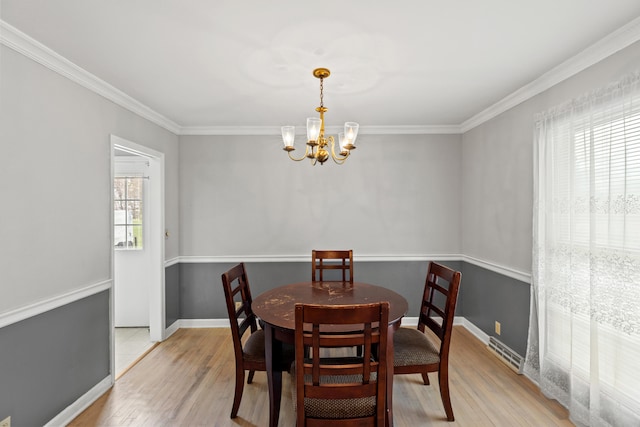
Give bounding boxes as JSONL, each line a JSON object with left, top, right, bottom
{"left": 69, "top": 326, "right": 572, "bottom": 426}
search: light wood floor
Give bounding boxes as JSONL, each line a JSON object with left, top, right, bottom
{"left": 69, "top": 326, "right": 572, "bottom": 426}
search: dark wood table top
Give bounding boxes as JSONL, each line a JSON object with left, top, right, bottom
{"left": 253, "top": 281, "right": 408, "bottom": 330}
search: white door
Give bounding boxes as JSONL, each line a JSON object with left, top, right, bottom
{"left": 114, "top": 157, "right": 151, "bottom": 327}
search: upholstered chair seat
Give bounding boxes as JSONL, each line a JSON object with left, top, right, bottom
{"left": 393, "top": 328, "right": 440, "bottom": 366}
{"left": 291, "top": 361, "right": 378, "bottom": 419}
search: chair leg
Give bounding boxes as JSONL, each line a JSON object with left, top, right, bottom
{"left": 438, "top": 368, "right": 454, "bottom": 421}
{"left": 231, "top": 367, "right": 245, "bottom": 418}
{"left": 247, "top": 370, "right": 255, "bottom": 384}
{"left": 421, "top": 372, "right": 430, "bottom": 385}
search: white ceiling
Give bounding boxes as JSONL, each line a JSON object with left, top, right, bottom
{"left": 2, "top": 1, "right": 640, "bottom": 134}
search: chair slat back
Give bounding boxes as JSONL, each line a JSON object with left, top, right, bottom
{"left": 294, "top": 302, "right": 389, "bottom": 426}
{"left": 418, "top": 262, "right": 461, "bottom": 351}
{"left": 312, "top": 250, "right": 354, "bottom": 283}
{"left": 221, "top": 263, "right": 258, "bottom": 355}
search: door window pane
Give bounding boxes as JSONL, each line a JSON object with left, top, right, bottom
{"left": 114, "top": 176, "right": 143, "bottom": 249}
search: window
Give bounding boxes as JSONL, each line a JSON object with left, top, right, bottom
{"left": 528, "top": 72, "right": 640, "bottom": 425}
{"left": 114, "top": 176, "right": 144, "bottom": 249}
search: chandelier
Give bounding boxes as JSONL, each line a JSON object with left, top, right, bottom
{"left": 281, "top": 68, "right": 359, "bottom": 165}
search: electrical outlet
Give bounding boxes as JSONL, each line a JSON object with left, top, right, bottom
{"left": 0, "top": 416, "right": 11, "bottom": 427}
{"left": 495, "top": 321, "right": 501, "bottom": 335}
{"left": 235, "top": 301, "right": 242, "bottom": 310}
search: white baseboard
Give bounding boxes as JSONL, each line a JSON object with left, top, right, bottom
{"left": 177, "top": 316, "right": 483, "bottom": 340}
{"left": 179, "top": 318, "right": 230, "bottom": 328}
{"left": 44, "top": 375, "right": 112, "bottom": 427}
{"left": 164, "top": 319, "right": 181, "bottom": 339}
{"left": 399, "top": 316, "right": 468, "bottom": 328}
{"left": 461, "top": 317, "right": 490, "bottom": 344}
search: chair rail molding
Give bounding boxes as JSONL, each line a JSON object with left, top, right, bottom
{"left": 176, "top": 253, "right": 463, "bottom": 264}
{"left": 461, "top": 255, "right": 531, "bottom": 284}
{"left": 0, "top": 279, "right": 112, "bottom": 329}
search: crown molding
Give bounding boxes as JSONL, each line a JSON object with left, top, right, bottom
{"left": 460, "top": 15, "right": 640, "bottom": 133}
{"left": 178, "top": 126, "right": 283, "bottom": 136}
{"left": 0, "top": 20, "right": 181, "bottom": 134}
{"left": 177, "top": 124, "right": 463, "bottom": 136}
{"left": 358, "top": 125, "right": 463, "bottom": 135}
{"left": 3, "top": 15, "right": 639, "bottom": 137}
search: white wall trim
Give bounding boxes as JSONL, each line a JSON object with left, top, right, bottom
{"left": 0, "top": 20, "right": 181, "bottom": 135}
{"left": 461, "top": 317, "right": 491, "bottom": 345}
{"left": 179, "top": 318, "right": 230, "bottom": 328}
{"left": 111, "top": 135, "right": 166, "bottom": 344}
{"left": 179, "top": 124, "right": 463, "bottom": 136}
{"left": 177, "top": 316, "right": 484, "bottom": 340}
{"left": 400, "top": 316, "right": 466, "bottom": 328}
{"left": 3, "top": 16, "right": 640, "bottom": 136}
{"left": 177, "top": 254, "right": 463, "bottom": 264}
{"left": 176, "top": 317, "right": 468, "bottom": 329}
{"left": 44, "top": 375, "right": 112, "bottom": 427}
{"left": 165, "top": 319, "right": 181, "bottom": 339}
{"left": 461, "top": 255, "right": 531, "bottom": 284}
{"left": 0, "top": 280, "right": 112, "bottom": 329}
{"left": 460, "top": 15, "right": 640, "bottom": 133}
{"left": 164, "top": 257, "right": 180, "bottom": 268}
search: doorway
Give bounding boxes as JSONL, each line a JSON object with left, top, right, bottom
{"left": 111, "top": 135, "right": 165, "bottom": 379}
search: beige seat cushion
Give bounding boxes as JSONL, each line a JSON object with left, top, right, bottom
{"left": 393, "top": 327, "right": 440, "bottom": 367}
{"left": 291, "top": 361, "right": 377, "bottom": 419}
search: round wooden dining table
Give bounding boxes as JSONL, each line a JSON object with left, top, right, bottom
{"left": 252, "top": 281, "right": 409, "bottom": 427}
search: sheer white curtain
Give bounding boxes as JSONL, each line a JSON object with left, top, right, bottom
{"left": 525, "top": 71, "right": 640, "bottom": 427}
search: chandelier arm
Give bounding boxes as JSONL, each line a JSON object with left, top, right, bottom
{"left": 287, "top": 145, "right": 311, "bottom": 161}
{"left": 329, "top": 136, "right": 349, "bottom": 164}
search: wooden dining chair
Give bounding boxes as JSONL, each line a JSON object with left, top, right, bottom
{"left": 393, "top": 261, "right": 461, "bottom": 421}
{"left": 292, "top": 301, "right": 389, "bottom": 427}
{"left": 312, "top": 249, "right": 353, "bottom": 283}
{"left": 221, "top": 263, "right": 289, "bottom": 418}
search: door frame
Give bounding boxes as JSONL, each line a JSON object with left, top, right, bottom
{"left": 110, "top": 134, "right": 166, "bottom": 380}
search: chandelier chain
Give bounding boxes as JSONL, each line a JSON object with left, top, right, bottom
{"left": 319, "top": 77, "right": 324, "bottom": 108}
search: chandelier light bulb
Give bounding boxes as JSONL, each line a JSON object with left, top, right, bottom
{"left": 281, "top": 126, "right": 295, "bottom": 148}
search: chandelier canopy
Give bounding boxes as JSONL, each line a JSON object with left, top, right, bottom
{"left": 281, "top": 68, "right": 359, "bottom": 165}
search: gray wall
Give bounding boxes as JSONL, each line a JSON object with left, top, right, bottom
{"left": 179, "top": 260, "right": 452, "bottom": 320}
{"left": 459, "top": 263, "right": 530, "bottom": 355}
{"left": 0, "top": 291, "right": 109, "bottom": 427}
{"left": 0, "top": 45, "right": 180, "bottom": 313}
{"left": 178, "top": 134, "right": 462, "bottom": 257}
{"left": 461, "top": 39, "right": 640, "bottom": 273}
{"left": 175, "top": 260, "right": 529, "bottom": 354}
{"left": 0, "top": 43, "right": 179, "bottom": 424}
{"left": 165, "top": 264, "right": 181, "bottom": 328}
{"left": 458, "top": 39, "right": 640, "bottom": 354}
